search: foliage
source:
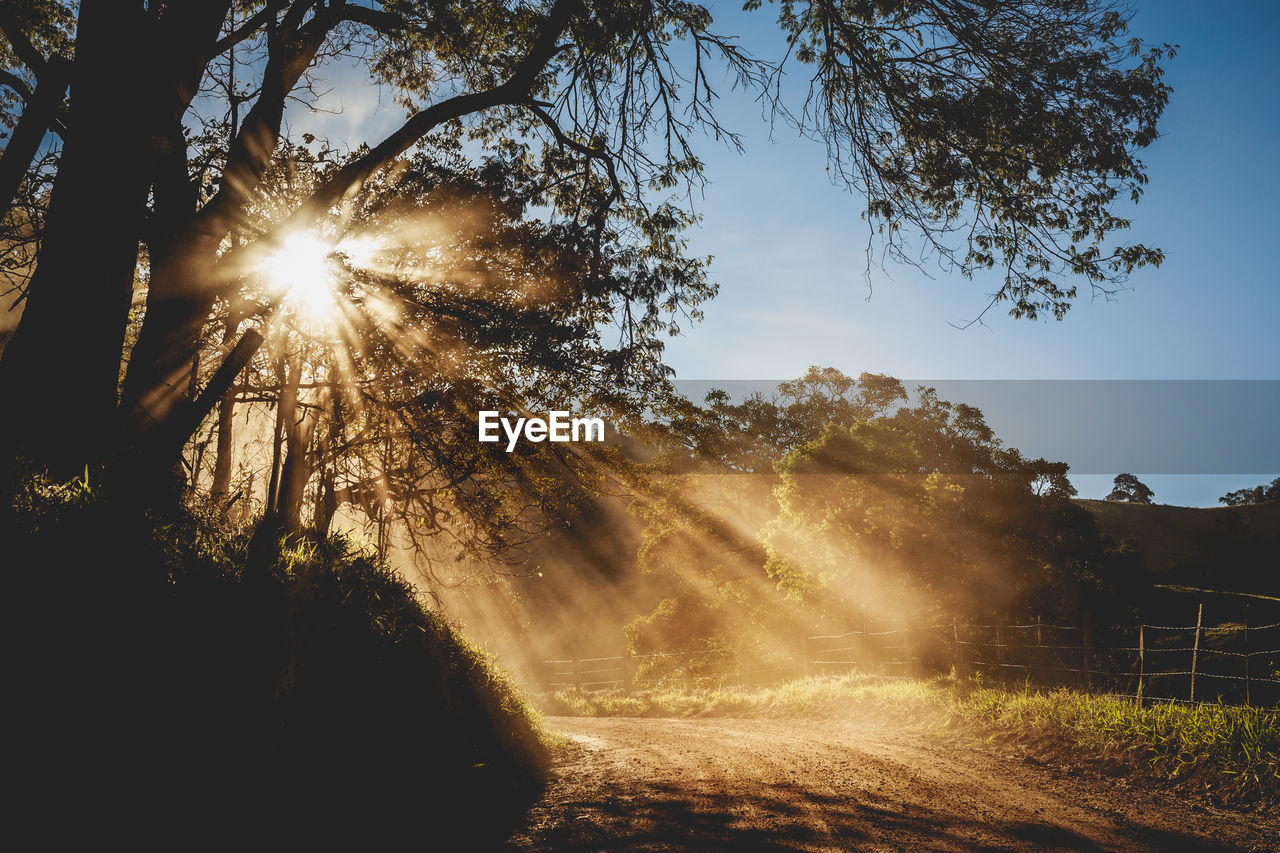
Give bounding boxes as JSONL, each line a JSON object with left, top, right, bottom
{"left": 617, "top": 372, "right": 907, "bottom": 667}
{"left": 0, "top": 0, "right": 1175, "bottom": 480}
{"left": 543, "top": 672, "right": 943, "bottom": 721}
{"left": 1, "top": 470, "right": 549, "bottom": 842}
{"left": 767, "top": 0, "right": 1174, "bottom": 320}
{"left": 196, "top": 139, "right": 684, "bottom": 562}
{"left": 1220, "top": 477, "right": 1280, "bottom": 507}
{"left": 0, "top": 1, "right": 74, "bottom": 134}
{"left": 621, "top": 369, "right": 1132, "bottom": 667}
{"left": 624, "top": 468, "right": 795, "bottom": 679}
{"left": 762, "top": 391, "right": 1108, "bottom": 619}
{"left": 1106, "top": 472, "right": 1155, "bottom": 504}
{"left": 960, "top": 685, "right": 1278, "bottom": 807}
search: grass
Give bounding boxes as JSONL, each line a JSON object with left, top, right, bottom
{"left": 1076, "top": 497, "right": 1280, "bottom": 595}
{"left": 958, "top": 684, "right": 1278, "bottom": 806}
{"left": 540, "top": 673, "right": 1279, "bottom": 807}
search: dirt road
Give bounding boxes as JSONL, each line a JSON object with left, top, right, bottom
{"left": 506, "top": 716, "right": 1276, "bottom": 851}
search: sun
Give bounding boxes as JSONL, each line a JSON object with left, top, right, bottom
{"left": 261, "top": 231, "right": 338, "bottom": 324}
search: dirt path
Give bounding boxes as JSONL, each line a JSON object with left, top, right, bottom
{"left": 506, "top": 716, "right": 1276, "bottom": 852}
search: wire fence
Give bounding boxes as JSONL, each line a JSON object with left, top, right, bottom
{"left": 805, "top": 603, "right": 1279, "bottom": 706}
{"left": 537, "top": 602, "right": 1280, "bottom": 707}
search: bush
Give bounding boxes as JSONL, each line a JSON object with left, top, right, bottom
{"left": 2, "top": 470, "right": 548, "bottom": 845}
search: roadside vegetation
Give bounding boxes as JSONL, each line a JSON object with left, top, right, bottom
{"left": 541, "top": 674, "right": 1279, "bottom": 808}
{"left": 4, "top": 470, "right": 550, "bottom": 844}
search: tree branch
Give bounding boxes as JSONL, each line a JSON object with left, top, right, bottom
{"left": 196, "top": 1, "right": 340, "bottom": 239}
{"left": 0, "top": 7, "right": 49, "bottom": 77}
{"left": 339, "top": 5, "right": 411, "bottom": 36}
{"left": 524, "top": 101, "right": 623, "bottom": 204}
{"left": 143, "top": 328, "right": 265, "bottom": 460}
{"left": 0, "top": 68, "right": 33, "bottom": 103}
{"left": 210, "top": 0, "right": 291, "bottom": 58}
{"left": 275, "top": 0, "right": 579, "bottom": 225}
{"left": 0, "top": 55, "right": 71, "bottom": 211}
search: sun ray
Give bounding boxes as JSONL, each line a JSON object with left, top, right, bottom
{"left": 260, "top": 231, "right": 340, "bottom": 326}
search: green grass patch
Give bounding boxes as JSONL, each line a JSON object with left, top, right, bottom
{"left": 956, "top": 684, "right": 1278, "bottom": 806}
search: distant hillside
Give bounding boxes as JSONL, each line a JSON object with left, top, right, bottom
{"left": 1076, "top": 498, "right": 1280, "bottom": 604}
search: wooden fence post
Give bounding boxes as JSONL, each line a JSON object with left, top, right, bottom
{"left": 953, "top": 616, "right": 967, "bottom": 680}
{"left": 572, "top": 653, "right": 582, "bottom": 692}
{"left": 1243, "top": 605, "right": 1251, "bottom": 707}
{"left": 623, "top": 645, "right": 633, "bottom": 694}
{"left": 1137, "top": 623, "right": 1145, "bottom": 702}
{"left": 1082, "top": 612, "right": 1094, "bottom": 691}
{"left": 802, "top": 634, "right": 812, "bottom": 679}
{"left": 995, "top": 620, "right": 1006, "bottom": 679}
{"left": 905, "top": 623, "right": 919, "bottom": 678}
{"left": 1190, "top": 602, "right": 1203, "bottom": 703}
{"left": 1034, "top": 615, "right": 1043, "bottom": 684}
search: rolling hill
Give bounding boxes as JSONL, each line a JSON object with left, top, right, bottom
{"left": 1076, "top": 498, "right": 1279, "bottom": 619}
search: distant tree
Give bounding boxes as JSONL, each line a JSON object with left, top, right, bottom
{"left": 1219, "top": 477, "right": 1280, "bottom": 507}
{"left": 1025, "top": 457, "right": 1078, "bottom": 499}
{"left": 1106, "top": 473, "right": 1154, "bottom": 504}
{"left": 635, "top": 373, "right": 1104, "bottom": 639}
{"left": 763, "top": 389, "right": 1102, "bottom": 619}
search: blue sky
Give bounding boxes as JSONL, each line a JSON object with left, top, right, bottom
{"left": 658, "top": 1, "right": 1280, "bottom": 504}
{"left": 661, "top": 1, "right": 1280, "bottom": 384}
{"left": 289, "top": 1, "right": 1280, "bottom": 506}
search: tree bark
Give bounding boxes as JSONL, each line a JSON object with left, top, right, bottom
{"left": 265, "top": 352, "right": 292, "bottom": 515}
{"left": 279, "top": 408, "right": 316, "bottom": 533}
{"left": 210, "top": 314, "right": 242, "bottom": 498}
{"left": 312, "top": 387, "right": 341, "bottom": 537}
{"left": 0, "top": 0, "right": 233, "bottom": 475}
{"left": 0, "top": 2, "right": 153, "bottom": 474}
{"left": 0, "top": 55, "right": 70, "bottom": 213}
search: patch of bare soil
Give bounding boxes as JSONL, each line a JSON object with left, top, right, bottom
{"left": 506, "top": 717, "right": 1277, "bottom": 852}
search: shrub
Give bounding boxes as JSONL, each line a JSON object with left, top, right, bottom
{"left": 2, "top": 470, "right": 548, "bottom": 845}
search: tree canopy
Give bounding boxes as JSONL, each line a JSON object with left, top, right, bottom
{"left": 1105, "top": 472, "right": 1154, "bottom": 504}
{"left": 0, "top": 1, "right": 1173, "bottom": 537}
{"left": 612, "top": 369, "right": 1138, "bottom": 676}
{"left": 1220, "top": 477, "right": 1280, "bottom": 507}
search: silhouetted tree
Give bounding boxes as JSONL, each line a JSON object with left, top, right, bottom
{"left": 1106, "top": 472, "right": 1155, "bottom": 504}
{"left": 1219, "top": 477, "right": 1280, "bottom": 506}
{"left": 0, "top": 0, "right": 1173, "bottom": 483}
{"left": 184, "top": 145, "right": 663, "bottom": 564}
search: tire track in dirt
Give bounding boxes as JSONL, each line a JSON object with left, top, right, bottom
{"left": 506, "top": 716, "right": 1277, "bottom": 851}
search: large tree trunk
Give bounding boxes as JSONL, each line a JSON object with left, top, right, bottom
{"left": 119, "top": 10, "right": 332, "bottom": 451}
{"left": 279, "top": 410, "right": 316, "bottom": 533}
{"left": 118, "top": 234, "right": 223, "bottom": 437}
{"left": 0, "top": 2, "right": 153, "bottom": 475}
{"left": 313, "top": 390, "right": 341, "bottom": 537}
{"left": 210, "top": 375, "right": 239, "bottom": 499}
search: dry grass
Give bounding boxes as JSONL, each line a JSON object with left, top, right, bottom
{"left": 539, "top": 673, "right": 1279, "bottom": 807}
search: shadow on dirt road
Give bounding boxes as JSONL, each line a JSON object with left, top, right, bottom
{"left": 507, "top": 717, "right": 1276, "bottom": 852}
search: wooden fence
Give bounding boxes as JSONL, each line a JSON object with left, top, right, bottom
{"left": 538, "top": 604, "right": 1280, "bottom": 707}
{"left": 803, "top": 604, "right": 1280, "bottom": 706}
